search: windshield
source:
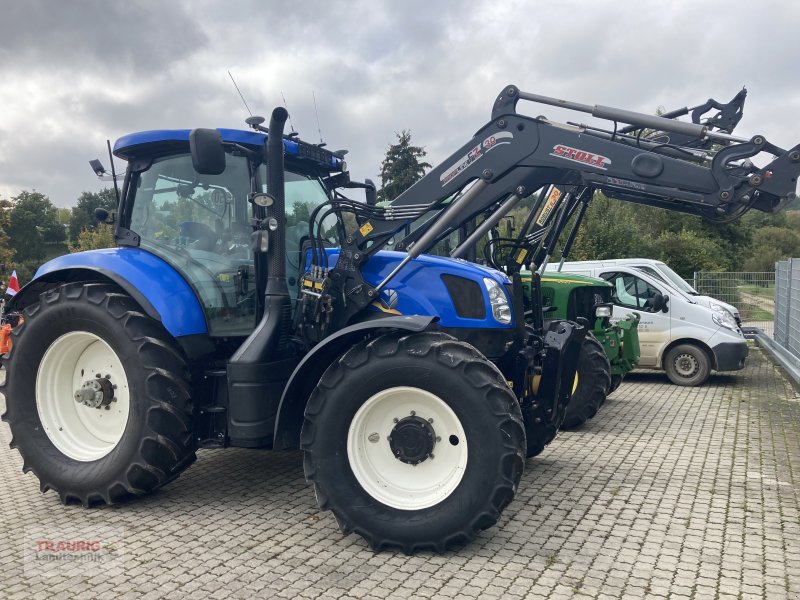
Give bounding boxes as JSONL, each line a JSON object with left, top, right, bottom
{"left": 129, "top": 151, "right": 332, "bottom": 336}
{"left": 655, "top": 262, "right": 699, "bottom": 294}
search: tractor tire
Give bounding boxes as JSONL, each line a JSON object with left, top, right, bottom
{"left": 1, "top": 283, "right": 195, "bottom": 506}
{"left": 609, "top": 374, "right": 623, "bottom": 394}
{"left": 560, "top": 334, "right": 611, "bottom": 431}
{"left": 301, "top": 331, "right": 526, "bottom": 553}
{"left": 664, "top": 343, "right": 711, "bottom": 386}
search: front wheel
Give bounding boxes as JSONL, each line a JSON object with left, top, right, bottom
{"left": 301, "top": 331, "right": 526, "bottom": 553}
{"left": 663, "top": 343, "right": 711, "bottom": 386}
{"left": 561, "top": 334, "right": 611, "bottom": 430}
{"left": 1, "top": 283, "right": 195, "bottom": 505}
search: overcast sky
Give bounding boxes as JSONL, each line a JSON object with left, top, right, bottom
{"left": 1, "top": 0, "right": 798, "bottom": 207}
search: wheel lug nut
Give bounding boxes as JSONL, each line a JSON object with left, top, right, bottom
{"left": 410, "top": 410, "right": 416, "bottom": 416}
{"left": 436, "top": 436, "right": 441, "bottom": 442}
{"left": 393, "top": 418, "right": 399, "bottom": 423}
{"left": 428, "top": 418, "right": 434, "bottom": 424}
{"left": 429, "top": 453, "right": 435, "bottom": 460}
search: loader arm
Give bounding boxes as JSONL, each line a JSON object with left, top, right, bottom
{"left": 302, "top": 84, "right": 800, "bottom": 338}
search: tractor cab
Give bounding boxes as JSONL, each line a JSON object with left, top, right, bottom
{"left": 112, "top": 129, "right": 344, "bottom": 337}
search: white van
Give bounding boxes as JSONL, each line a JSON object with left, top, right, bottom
{"left": 556, "top": 258, "right": 741, "bottom": 325}
{"left": 546, "top": 263, "right": 748, "bottom": 386}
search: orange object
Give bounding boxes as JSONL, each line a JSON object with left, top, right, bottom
{"left": 0, "top": 323, "right": 12, "bottom": 355}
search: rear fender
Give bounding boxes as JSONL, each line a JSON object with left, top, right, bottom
{"left": 8, "top": 248, "right": 207, "bottom": 338}
{"left": 273, "top": 315, "right": 437, "bottom": 450}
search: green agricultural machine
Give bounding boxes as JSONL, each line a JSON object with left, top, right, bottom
{"left": 528, "top": 271, "right": 640, "bottom": 428}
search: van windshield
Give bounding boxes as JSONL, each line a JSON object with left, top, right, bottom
{"left": 654, "top": 262, "right": 700, "bottom": 295}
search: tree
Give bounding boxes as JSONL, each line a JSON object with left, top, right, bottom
{"left": 742, "top": 226, "right": 800, "bottom": 271}
{"left": 69, "top": 225, "right": 115, "bottom": 253}
{"left": 69, "top": 188, "right": 118, "bottom": 242}
{"left": 7, "top": 190, "right": 66, "bottom": 263}
{"left": 377, "top": 130, "right": 431, "bottom": 203}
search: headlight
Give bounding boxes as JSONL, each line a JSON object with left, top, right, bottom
{"left": 483, "top": 278, "right": 511, "bottom": 324}
{"left": 709, "top": 302, "right": 737, "bottom": 322}
{"left": 712, "top": 313, "right": 737, "bottom": 331}
{"left": 595, "top": 304, "right": 612, "bottom": 318}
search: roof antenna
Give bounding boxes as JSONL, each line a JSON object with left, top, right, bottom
{"left": 228, "top": 70, "right": 253, "bottom": 117}
{"left": 312, "top": 90, "right": 326, "bottom": 147}
{"left": 280, "top": 91, "right": 297, "bottom": 134}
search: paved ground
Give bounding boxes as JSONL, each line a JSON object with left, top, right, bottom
{"left": 1, "top": 346, "right": 799, "bottom": 599}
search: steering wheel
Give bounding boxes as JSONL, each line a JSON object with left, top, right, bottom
{"left": 179, "top": 221, "right": 219, "bottom": 252}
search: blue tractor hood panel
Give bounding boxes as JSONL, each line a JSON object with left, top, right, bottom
{"left": 113, "top": 128, "right": 344, "bottom": 171}
{"left": 314, "top": 250, "right": 515, "bottom": 329}
{"left": 33, "top": 248, "right": 208, "bottom": 337}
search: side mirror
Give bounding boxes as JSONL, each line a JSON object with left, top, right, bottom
{"left": 189, "top": 128, "right": 225, "bottom": 175}
{"left": 94, "top": 207, "right": 115, "bottom": 225}
{"left": 364, "top": 178, "right": 377, "bottom": 207}
{"left": 649, "top": 292, "right": 669, "bottom": 312}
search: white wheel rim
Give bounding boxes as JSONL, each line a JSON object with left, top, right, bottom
{"left": 36, "top": 332, "right": 130, "bottom": 462}
{"left": 347, "top": 386, "right": 468, "bottom": 511}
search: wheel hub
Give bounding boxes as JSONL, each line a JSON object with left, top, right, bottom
{"left": 73, "top": 376, "right": 115, "bottom": 409}
{"left": 388, "top": 415, "right": 436, "bottom": 465}
{"left": 675, "top": 353, "right": 699, "bottom": 377}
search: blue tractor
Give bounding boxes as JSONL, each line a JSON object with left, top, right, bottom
{"left": 3, "top": 86, "right": 798, "bottom": 552}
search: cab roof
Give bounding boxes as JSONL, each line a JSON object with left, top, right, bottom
{"left": 113, "top": 128, "right": 343, "bottom": 172}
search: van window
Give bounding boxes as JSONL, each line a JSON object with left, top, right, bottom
{"left": 600, "top": 272, "right": 662, "bottom": 312}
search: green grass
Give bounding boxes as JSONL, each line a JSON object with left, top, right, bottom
{"left": 737, "top": 284, "right": 775, "bottom": 298}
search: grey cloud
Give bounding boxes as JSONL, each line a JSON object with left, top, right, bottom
{"left": 0, "top": 1, "right": 207, "bottom": 75}
{"left": 1, "top": 0, "right": 799, "bottom": 207}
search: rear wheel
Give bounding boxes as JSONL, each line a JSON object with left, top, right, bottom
{"left": 301, "top": 331, "right": 526, "bottom": 553}
{"left": 1, "top": 283, "right": 195, "bottom": 505}
{"left": 664, "top": 343, "right": 711, "bottom": 386}
{"left": 561, "top": 334, "right": 611, "bottom": 430}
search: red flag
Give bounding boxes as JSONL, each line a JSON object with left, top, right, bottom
{"left": 6, "top": 270, "right": 19, "bottom": 297}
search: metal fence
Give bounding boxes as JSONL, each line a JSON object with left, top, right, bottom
{"left": 692, "top": 271, "right": 776, "bottom": 335}
{"left": 775, "top": 259, "right": 800, "bottom": 360}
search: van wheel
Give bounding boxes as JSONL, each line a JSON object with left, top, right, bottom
{"left": 664, "top": 344, "right": 710, "bottom": 386}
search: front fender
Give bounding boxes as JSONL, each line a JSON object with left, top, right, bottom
{"left": 273, "top": 314, "right": 437, "bottom": 450}
{"left": 11, "top": 248, "right": 207, "bottom": 338}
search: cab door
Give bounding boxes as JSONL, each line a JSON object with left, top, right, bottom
{"left": 600, "top": 271, "right": 671, "bottom": 367}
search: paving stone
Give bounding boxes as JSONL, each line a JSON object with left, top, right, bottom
{"left": 1, "top": 348, "right": 798, "bottom": 598}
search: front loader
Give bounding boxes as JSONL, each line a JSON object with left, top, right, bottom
{"left": 2, "top": 86, "right": 798, "bottom": 553}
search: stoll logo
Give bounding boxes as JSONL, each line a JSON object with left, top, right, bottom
{"left": 550, "top": 145, "right": 611, "bottom": 170}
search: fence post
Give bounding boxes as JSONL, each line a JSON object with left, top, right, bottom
{"left": 693, "top": 271, "right": 697, "bottom": 291}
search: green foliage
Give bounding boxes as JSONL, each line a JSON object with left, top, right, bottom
{"left": 69, "top": 188, "right": 118, "bottom": 242}
{"left": 543, "top": 192, "right": 799, "bottom": 276}
{"left": 69, "top": 225, "right": 115, "bottom": 253}
{"left": 742, "top": 226, "right": 800, "bottom": 271}
{"left": 649, "top": 229, "right": 726, "bottom": 273}
{"left": 377, "top": 130, "right": 431, "bottom": 203}
{"left": 7, "top": 190, "right": 66, "bottom": 264}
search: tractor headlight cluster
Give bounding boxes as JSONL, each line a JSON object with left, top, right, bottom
{"left": 483, "top": 278, "right": 511, "bottom": 324}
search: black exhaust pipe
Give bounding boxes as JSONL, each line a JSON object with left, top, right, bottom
{"left": 227, "top": 107, "right": 294, "bottom": 448}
